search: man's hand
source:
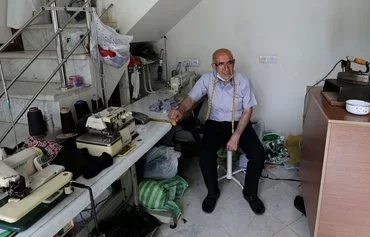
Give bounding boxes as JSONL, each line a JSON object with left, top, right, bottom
{"left": 168, "top": 109, "right": 183, "bottom": 123}
{"left": 227, "top": 133, "right": 240, "bottom": 151}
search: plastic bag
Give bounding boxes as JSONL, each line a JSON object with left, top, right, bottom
{"left": 142, "top": 146, "right": 181, "bottom": 179}
{"left": 90, "top": 9, "right": 133, "bottom": 68}
{"left": 262, "top": 133, "right": 288, "bottom": 164}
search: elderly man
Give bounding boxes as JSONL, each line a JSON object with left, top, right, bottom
{"left": 168, "top": 48, "right": 266, "bottom": 214}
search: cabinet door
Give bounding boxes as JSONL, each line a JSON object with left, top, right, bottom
{"left": 300, "top": 94, "right": 329, "bottom": 237}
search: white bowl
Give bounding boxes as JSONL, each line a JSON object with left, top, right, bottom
{"left": 345, "top": 99, "right": 370, "bottom": 115}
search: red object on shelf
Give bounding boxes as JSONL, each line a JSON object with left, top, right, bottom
{"left": 128, "top": 56, "right": 142, "bottom": 69}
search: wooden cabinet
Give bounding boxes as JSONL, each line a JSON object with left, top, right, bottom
{"left": 300, "top": 87, "right": 370, "bottom": 237}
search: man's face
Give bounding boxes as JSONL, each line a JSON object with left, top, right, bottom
{"left": 213, "top": 52, "right": 235, "bottom": 81}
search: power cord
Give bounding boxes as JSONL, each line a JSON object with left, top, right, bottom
{"left": 71, "top": 182, "right": 104, "bottom": 237}
{"left": 302, "top": 59, "right": 344, "bottom": 122}
{"left": 114, "top": 169, "right": 135, "bottom": 216}
{"left": 81, "top": 192, "right": 114, "bottom": 213}
{"left": 260, "top": 174, "right": 301, "bottom": 182}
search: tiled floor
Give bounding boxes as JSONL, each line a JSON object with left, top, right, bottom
{"left": 156, "top": 157, "right": 310, "bottom": 237}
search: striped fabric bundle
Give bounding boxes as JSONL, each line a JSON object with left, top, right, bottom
{"left": 138, "top": 175, "right": 189, "bottom": 221}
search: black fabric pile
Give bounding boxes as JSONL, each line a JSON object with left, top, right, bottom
{"left": 95, "top": 206, "right": 160, "bottom": 237}
{"left": 52, "top": 139, "right": 113, "bottom": 180}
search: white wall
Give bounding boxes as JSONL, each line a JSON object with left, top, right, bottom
{"left": 0, "top": 0, "right": 12, "bottom": 43}
{"left": 99, "top": 0, "right": 158, "bottom": 35}
{"left": 161, "top": 0, "right": 370, "bottom": 136}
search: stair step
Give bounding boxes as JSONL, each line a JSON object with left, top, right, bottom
{"left": 0, "top": 122, "right": 29, "bottom": 148}
{"left": 0, "top": 80, "right": 92, "bottom": 126}
{"left": 0, "top": 51, "right": 92, "bottom": 84}
{"left": 0, "top": 80, "right": 91, "bottom": 101}
{"left": 22, "top": 23, "right": 89, "bottom": 53}
{"left": 0, "top": 51, "right": 88, "bottom": 60}
{"left": 22, "top": 22, "right": 118, "bottom": 52}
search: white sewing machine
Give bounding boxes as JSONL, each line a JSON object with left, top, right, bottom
{"left": 0, "top": 148, "right": 72, "bottom": 223}
{"left": 76, "top": 107, "right": 136, "bottom": 157}
{"left": 170, "top": 71, "right": 198, "bottom": 95}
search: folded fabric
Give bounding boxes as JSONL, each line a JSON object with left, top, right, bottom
{"left": 138, "top": 175, "right": 188, "bottom": 222}
{"left": 52, "top": 144, "right": 89, "bottom": 180}
{"left": 24, "top": 137, "right": 62, "bottom": 161}
{"left": 149, "top": 97, "right": 179, "bottom": 112}
{"left": 82, "top": 152, "right": 113, "bottom": 179}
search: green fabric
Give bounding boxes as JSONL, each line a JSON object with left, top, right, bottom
{"left": 138, "top": 175, "right": 188, "bottom": 221}
{"left": 0, "top": 230, "right": 13, "bottom": 237}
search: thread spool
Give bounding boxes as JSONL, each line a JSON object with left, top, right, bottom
{"left": 44, "top": 112, "right": 54, "bottom": 133}
{"left": 60, "top": 107, "right": 76, "bottom": 136}
{"left": 91, "top": 95, "right": 104, "bottom": 112}
{"left": 74, "top": 100, "right": 90, "bottom": 120}
{"left": 27, "top": 107, "right": 47, "bottom": 137}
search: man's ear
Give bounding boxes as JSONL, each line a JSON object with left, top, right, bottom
{"left": 211, "top": 63, "right": 216, "bottom": 70}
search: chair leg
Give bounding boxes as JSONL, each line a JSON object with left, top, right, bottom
{"left": 218, "top": 151, "right": 244, "bottom": 189}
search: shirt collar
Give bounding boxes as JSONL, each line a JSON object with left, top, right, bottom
{"left": 216, "top": 73, "right": 235, "bottom": 85}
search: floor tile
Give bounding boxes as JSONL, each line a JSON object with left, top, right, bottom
{"left": 166, "top": 224, "right": 232, "bottom": 237}
{"left": 260, "top": 182, "right": 303, "bottom": 225}
{"left": 272, "top": 226, "right": 301, "bottom": 237}
{"left": 289, "top": 216, "right": 311, "bottom": 237}
{"left": 158, "top": 158, "right": 303, "bottom": 237}
{"left": 239, "top": 213, "right": 286, "bottom": 237}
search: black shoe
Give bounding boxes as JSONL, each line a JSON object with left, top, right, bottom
{"left": 294, "top": 196, "right": 306, "bottom": 216}
{"left": 243, "top": 194, "right": 265, "bottom": 215}
{"left": 202, "top": 193, "right": 220, "bottom": 213}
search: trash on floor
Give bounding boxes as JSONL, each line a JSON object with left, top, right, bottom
{"left": 262, "top": 133, "right": 288, "bottom": 165}
{"left": 284, "top": 134, "right": 302, "bottom": 170}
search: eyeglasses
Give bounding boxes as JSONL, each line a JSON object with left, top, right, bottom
{"left": 213, "top": 59, "right": 235, "bottom": 68}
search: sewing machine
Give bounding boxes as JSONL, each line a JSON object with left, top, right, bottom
{"left": 0, "top": 148, "right": 72, "bottom": 223}
{"left": 76, "top": 107, "right": 136, "bottom": 157}
{"left": 170, "top": 71, "right": 198, "bottom": 95}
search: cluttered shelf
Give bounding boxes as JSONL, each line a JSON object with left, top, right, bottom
{"left": 15, "top": 121, "right": 171, "bottom": 237}
{"left": 7, "top": 89, "right": 176, "bottom": 237}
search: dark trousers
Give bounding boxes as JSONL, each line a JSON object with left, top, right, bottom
{"left": 200, "top": 120, "right": 266, "bottom": 198}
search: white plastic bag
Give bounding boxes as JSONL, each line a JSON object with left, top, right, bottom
{"left": 90, "top": 9, "right": 133, "bottom": 68}
{"left": 142, "top": 146, "right": 181, "bottom": 180}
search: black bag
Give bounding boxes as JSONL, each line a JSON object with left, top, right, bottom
{"left": 96, "top": 206, "right": 160, "bottom": 237}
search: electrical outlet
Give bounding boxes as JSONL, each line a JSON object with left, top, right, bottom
{"left": 259, "top": 55, "right": 277, "bottom": 64}
{"left": 191, "top": 59, "right": 200, "bottom": 67}
{"left": 176, "top": 58, "right": 200, "bottom": 67}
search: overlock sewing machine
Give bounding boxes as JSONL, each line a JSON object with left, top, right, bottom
{"left": 76, "top": 107, "right": 136, "bottom": 157}
{"left": 0, "top": 147, "right": 73, "bottom": 224}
